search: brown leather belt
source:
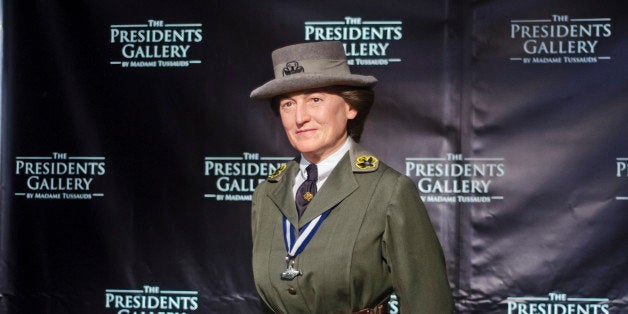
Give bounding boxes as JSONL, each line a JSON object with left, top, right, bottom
{"left": 352, "top": 304, "right": 387, "bottom": 314}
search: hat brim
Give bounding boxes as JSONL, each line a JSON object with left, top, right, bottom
{"left": 250, "top": 73, "right": 377, "bottom": 100}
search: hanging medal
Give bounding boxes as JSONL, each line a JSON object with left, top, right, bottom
{"left": 280, "top": 210, "right": 331, "bottom": 280}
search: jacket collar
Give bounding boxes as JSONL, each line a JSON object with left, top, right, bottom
{"left": 267, "top": 138, "right": 379, "bottom": 228}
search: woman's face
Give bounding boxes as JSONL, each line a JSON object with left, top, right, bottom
{"left": 278, "top": 90, "right": 357, "bottom": 164}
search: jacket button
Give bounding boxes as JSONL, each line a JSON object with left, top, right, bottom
{"left": 287, "top": 287, "right": 297, "bottom": 295}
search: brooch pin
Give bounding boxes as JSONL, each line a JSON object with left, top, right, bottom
{"left": 303, "top": 192, "right": 314, "bottom": 202}
{"left": 268, "top": 164, "right": 287, "bottom": 179}
{"left": 355, "top": 156, "right": 378, "bottom": 169}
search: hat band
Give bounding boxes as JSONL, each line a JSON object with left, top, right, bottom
{"left": 273, "top": 59, "right": 350, "bottom": 79}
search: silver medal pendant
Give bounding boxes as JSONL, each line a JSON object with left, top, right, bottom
{"left": 281, "top": 258, "right": 301, "bottom": 280}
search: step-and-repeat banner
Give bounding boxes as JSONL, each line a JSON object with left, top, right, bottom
{"left": 1, "top": 0, "right": 627, "bottom": 313}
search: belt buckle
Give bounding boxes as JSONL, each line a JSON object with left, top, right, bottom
{"left": 353, "top": 304, "right": 384, "bottom": 314}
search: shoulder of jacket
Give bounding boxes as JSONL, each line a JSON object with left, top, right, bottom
{"left": 361, "top": 159, "right": 415, "bottom": 192}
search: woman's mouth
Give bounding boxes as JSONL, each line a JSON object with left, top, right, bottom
{"left": 296, "top": 128, "right": 316, "bottom": 134}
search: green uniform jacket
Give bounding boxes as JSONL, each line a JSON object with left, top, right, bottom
{"left": 251, "top": 141, "right": 454, "bottom": 313}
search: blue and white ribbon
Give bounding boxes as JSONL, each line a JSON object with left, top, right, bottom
{"left": 283, "top": 210, "right": 331, "bottom": 258}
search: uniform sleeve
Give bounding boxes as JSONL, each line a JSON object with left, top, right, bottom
{"left": 382, "top": 174, "right": 454, "bottom": 313}
{"left": 251, "top": 182, "right": 264, "bottom": 241}
{"left": 250, "top": 182, "right": 276, "bottom": 312}
{"left": 251, "top": 186, "right": 257, "bottom": 240}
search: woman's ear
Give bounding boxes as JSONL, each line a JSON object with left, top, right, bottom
{"left": 346, "top": 103, "right": 358, "bottom": 120}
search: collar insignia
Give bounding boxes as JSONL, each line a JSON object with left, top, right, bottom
{"left": 283, "top": 61, "right": 304, "bottom": 76}
{"left": 355, "top": 155, "right": 378, "bottom": 170}
{"left": 268, "top": 164, "right": 287, "bottom": 180}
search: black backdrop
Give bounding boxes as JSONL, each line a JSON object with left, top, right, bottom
{"left": 1, "top": 0, "right": 627, "bottom": 313}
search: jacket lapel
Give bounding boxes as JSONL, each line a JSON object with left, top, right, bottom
{"left": 268, "top": 160, "right": 299, "bottom": 227}
{"left": 298, "top": 153, "right": 358, "bottom": 228}
{"left": 268, "top": 139, "right": 379, "bottom": 229}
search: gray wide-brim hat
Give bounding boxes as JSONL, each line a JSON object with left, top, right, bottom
{"left": 250, "top": 41, "right": 377, "bottom": 100}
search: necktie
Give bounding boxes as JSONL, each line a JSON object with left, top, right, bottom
{"left": 296, "top": 164, "right": 318, "bottom": 218}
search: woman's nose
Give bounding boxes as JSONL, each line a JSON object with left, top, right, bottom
{"left": 295, "top": 102, "right": 310, "bottom": 125}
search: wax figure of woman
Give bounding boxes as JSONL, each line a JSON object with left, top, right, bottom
{"left": 250, "top": 41, "right": 453, "bottom": 313}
